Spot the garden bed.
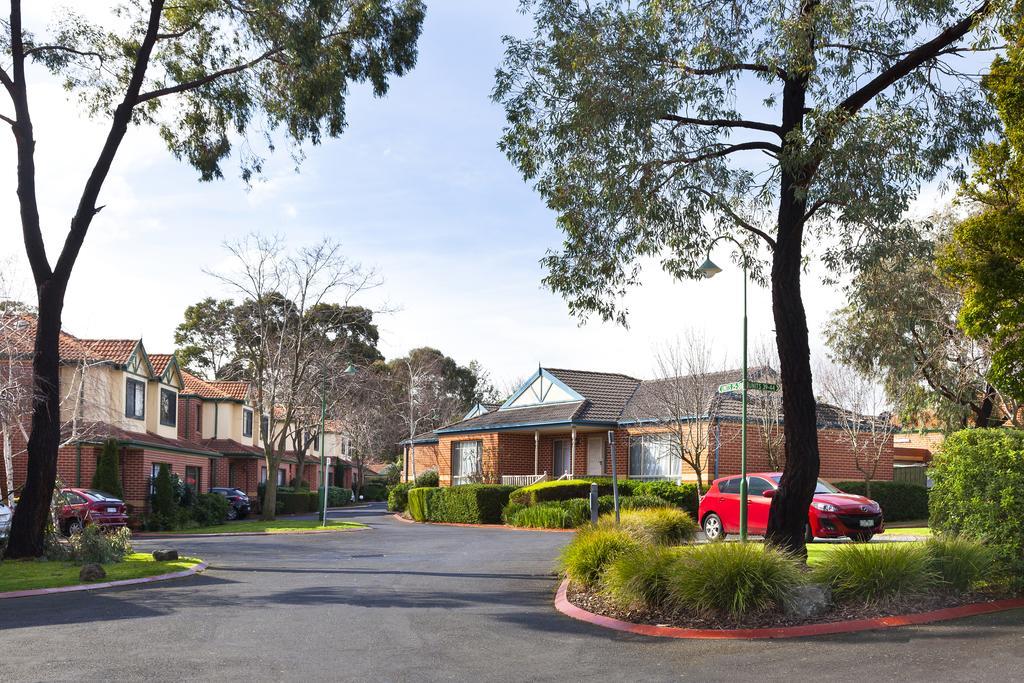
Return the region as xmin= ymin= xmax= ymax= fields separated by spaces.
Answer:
xmin=563 ymin=579 xmax=1011 ymax=632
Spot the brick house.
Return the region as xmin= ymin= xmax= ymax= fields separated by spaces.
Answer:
xmin=1 ymin=314 xmax=352 ymax=519
xmin=399 ymin=367 xmax=895 ymax=488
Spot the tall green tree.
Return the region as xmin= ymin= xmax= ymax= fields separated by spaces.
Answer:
xmin=90 ymin=439 xmax=124 ymax=499
xmin=3 ymin=0 xmax=425 ymax=557
xmin=174 ymin=298 xmax=236 ymax=379
xmin=940 ymin=6 xmax=1024 ymax=404
xmin=494 ymin=0 xmax=1005 ymax=552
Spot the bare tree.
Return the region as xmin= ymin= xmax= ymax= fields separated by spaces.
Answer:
xmin=336 ymin=368 xmax=402 ymax=493
xmin=817 ymin=361 xmax=899 ymax=497
xmin=393 ymin=352 xmax=465 ymax=482
xmin=750 ymin=338 xmax=785 ymax=470
xmin=210 ymin=234 xmax=378 ymax=520
xmin=627 ymin=331 xmax=726 ymax=490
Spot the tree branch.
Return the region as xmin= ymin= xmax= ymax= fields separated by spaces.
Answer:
xmin=23 ymin=45 xmax=103 ymax=60
xmin=680 ymin=184 xmax=777 ymax=250
xmin=835 ymin=2 xmax=991 ymax=117
xmin=134 ymin=46 xmax=279 ymax=104
xmin=671 ymin=61 xmax=787 ymax=80
xmin=0 ymin=113 xmax=14 ymax=127
xmin=0 ymin=66 xmax=13 ymax=97
xmin=660 ymin=114 xmax=782 ymax=136
xmin=661 ymin=140 xmax=781 ymax=166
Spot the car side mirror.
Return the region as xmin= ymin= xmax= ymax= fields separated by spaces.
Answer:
xmin=762 ymin=489 xmax=776 ymax=498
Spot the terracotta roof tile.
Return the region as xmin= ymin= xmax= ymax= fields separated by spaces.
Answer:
xmin=81 ymin=339 xmax=140 ymax=365
xmin=148 ymin=353 xmax=174 ymax=376
xmin=208 ymin=381 xmax=250 ymax=401
xmin=180 ymin=369 xmax=232 ymax=399
xmin=67 ymin=421 xmax=220 ymax=457
xmin=0 ymin=312 xmax=101 ymax=363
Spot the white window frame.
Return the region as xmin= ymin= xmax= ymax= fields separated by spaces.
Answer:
xmin=628 ymin=434 xmax=681 ymax=481
xmin=451 ymin=440 xmax=482 ymax=486
xmin=242 ymin=408 xmax=254 ymax=438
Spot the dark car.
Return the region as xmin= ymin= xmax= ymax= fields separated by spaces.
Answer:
xmin=211 ymin=487 xmax=251 ymax=520
xmin=58 ymin=488 xmax=129 ymax=536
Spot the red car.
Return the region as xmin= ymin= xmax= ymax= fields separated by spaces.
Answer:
xmin=698 ymin=473 xmax=885 ymax=542
xmin=58 ymin=488 xmax=129 ymax=536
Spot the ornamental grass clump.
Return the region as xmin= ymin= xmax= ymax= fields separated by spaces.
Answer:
xmin=925 ymin=537 xmax=996 ymax=593
xmin=601 ymin=544 xmax=684 ymax=609
xmin=812 ymin=542 xmax=938 ymax=605
xmin=666 ymin=542 xmax=803 ymax=617
xmin=600 ymin=507 xmax=698 ymax=545
xmin=510 ymin=499 xmax=589 ymax=528
xmin=559 ymin=527 xmax=641 ymax=586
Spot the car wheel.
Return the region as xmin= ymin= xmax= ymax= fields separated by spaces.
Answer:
xmin=226 ymin=506 xmax=238 ymax=521
xmin=67 ymin=518 xmax=85 ymax=536
xmin=702 ymin=513 xmax=725 ymax=541
xmin=851 ymin=532 xmax=874 ymax=543
xmin=804 ymin=523 xmax=814 ymax=544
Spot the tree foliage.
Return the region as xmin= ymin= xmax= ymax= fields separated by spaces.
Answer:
xmin=90 ymin=438 xmax=123 ymax=499
xmin=940 ymin=7 xmax=1024 ymax=404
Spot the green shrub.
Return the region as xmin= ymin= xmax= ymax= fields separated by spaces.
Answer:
xmin=150 ymin=464 xmax=175 ymax=531
xmin=632 ymin=481 xmax=700 ymax=518
xmin=619 ymin=494 xmax=672 ymax=511
xmin=279 ymin=491 xmax=311 ymax=515
xmin=925 ymin=537 xmax=996 ymax=593
xmin=414 ymin=469 xmax=440 ymax=488
xmin=407 ymin=487 xmax=435 ymax=522
xmin=510 ymin=479 xmax=615 ymax=506
xmin=90 ymin=439 xmax=124 ymax=499
xmin=327 ymin=486 xmax=352 ymax=507
xmin=930 ymin=428 xmax=1024 ymax=587
xmin=387 ymin=482 xmax=414 ymax=512
xmin=190 ymin=493 xmax=230 ymax=526
xmin=833 ymin=480 xmax=928 ymax=522
xmin=423 ymin=485 xmax=517 ymax=524
xmin=502 ymin=501 xmax=527 ymax=524
xmin=47 ymin=526 xmax=134 ymax=565
xmin=577 ymin=476 xmax=639 ymax=496
xmin=601 ymin=545 xmax=683 ymax=609
xmin=601 ymin=507 xmax=698 ymax=545
xmin=559 ymin=526 xmax=641 ymax=586
xmin=668 ymin=543 xmax=803 ymax=616
xmin=509 ymin=500 xmax=590 ymax=528
xmin=308 ymin=491 xmax=320 ymax=513
xmin=812 ymin=543 xmax=938 ymax=604
xmin=362 ymin=483 xmax=388 ymax=501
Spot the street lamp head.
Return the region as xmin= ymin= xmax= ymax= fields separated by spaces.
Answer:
xmin=698 ymin=257 xmax=723 ymax=278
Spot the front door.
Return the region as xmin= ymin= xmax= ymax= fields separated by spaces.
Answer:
xmin=586 ymin=436 xmax=604 ymax=475
xmin=553 ymin=439 xmax=572 ymax=477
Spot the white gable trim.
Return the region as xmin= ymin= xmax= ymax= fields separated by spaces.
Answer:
xmin=499 ymin=369 xmax=584 ymax=410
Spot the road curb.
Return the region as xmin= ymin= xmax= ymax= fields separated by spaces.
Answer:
xmin=554 ymin=578 xmax=1024 ymax=639
xmin=0 ymin=561 xmax=208 ymax=600
xmin=391 ymin=513 xmax=577 ymax=532
xmin=134 ymin=526 xmax=369 ymax=539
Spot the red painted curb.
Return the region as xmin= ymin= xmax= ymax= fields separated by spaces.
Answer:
xmin=134 ymin=526 xmax=368 ymax=539
xmin=0 ymin=561 xmax=208 ymax=600
xmin=391 ymin=513 xmax=577 ymax=533
xmin=554 ymin=579 xmax=1024 ymax=639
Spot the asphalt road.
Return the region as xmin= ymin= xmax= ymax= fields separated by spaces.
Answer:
xmin=3 ymin=504 xmax=1023 ymax=682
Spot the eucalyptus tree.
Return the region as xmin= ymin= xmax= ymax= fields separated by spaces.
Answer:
xmin=494 ymin=0 xmax=1006 ymax=552
xmin=2 ymin=0 xmax=425 ymax=556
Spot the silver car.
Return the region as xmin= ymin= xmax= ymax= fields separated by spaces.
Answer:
xmin=0 ymin=502 xmax=11 ymax=541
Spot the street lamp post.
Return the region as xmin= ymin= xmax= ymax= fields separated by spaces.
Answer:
xmin=698 ymin=236 xmax=749 ymax=542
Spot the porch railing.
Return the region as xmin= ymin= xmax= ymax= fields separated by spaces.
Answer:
xmin=501 ymin=472 xmax=548 ymax=487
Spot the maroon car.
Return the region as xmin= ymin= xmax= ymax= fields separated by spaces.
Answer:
xmin=58 ymin=488 xmax=129 ymax=536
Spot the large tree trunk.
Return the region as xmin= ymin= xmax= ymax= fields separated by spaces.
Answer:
xmin=764 ymin=68 xmax=820 ymax=557
xmin=975 ymin=383 xmax=996 ymax=428
xmin=5 ymin=282 xmax=66 ymax=557
xmin=261 ymin=456 xmax=279 ymax=521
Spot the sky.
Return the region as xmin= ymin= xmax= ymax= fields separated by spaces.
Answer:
xmin=0 ymin=2 xmax=950 ymax=390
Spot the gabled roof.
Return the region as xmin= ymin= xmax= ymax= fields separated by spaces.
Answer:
xmin=209 ymin=381 xmax=250 ymax=402
xmin=0 ymin=313 xmax=106 ymax=364
xmin=546 ymin=368 xmax=641 ymax=421
xmin=147 ymin=353 xmax=185 ymax=390
xmin=180 ymin=369 xmax=234 ymax=399
xmin=81 ymin=339 xmax=143 ymax=366
xmin=622 ymin=366 xmax=777 ymax=423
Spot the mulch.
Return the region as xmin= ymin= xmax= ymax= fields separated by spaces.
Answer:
xmin=565 ymin=582 xmax=1013 ymax=631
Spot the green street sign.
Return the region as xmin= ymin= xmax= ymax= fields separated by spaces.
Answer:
xmin=718 ymin=380 xmax=779 ymax=393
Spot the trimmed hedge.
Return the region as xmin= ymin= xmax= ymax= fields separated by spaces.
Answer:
xmin=362 ymin=483 xmax=388 ymax=501
xmin=833 ymin=480 xmax=928 ymax=522
xmin=279 ymin=491 xmax=311 ymax=515
xmin=414 ymin=469 xmax=440 ymax=487
xmin=510 ymin=479 xmax=616 ymax=506
xmin=930 ymin=428 xmax=1024 ymax=587
xmin=632 ymin=481 xmax=701 ymax=518
xmin=405 ymin=485 xmax=517 ymax=524
xmin=327 ymin=486 xmax=353 ymax=507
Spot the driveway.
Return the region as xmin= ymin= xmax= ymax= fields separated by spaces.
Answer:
xmin=2 ymin=503 xmax=1022 ymax=682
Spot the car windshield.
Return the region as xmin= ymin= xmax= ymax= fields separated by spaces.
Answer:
xmin=770 ymin=476 xmax=840 ymax=494
xmin=231 ymin=489 xmax=247 ymax=496
xmin=84 ymin=490 xmax=118 ymax=501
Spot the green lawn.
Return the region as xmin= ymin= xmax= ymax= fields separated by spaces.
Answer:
xmin=146 ymin=519 xmax=366 ymax=535
xmin=0 ymin=552 xmax=202 ymax=593
xmin=890 ymin=527 xmax=932 ymax=537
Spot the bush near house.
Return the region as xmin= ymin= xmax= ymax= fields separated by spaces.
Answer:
xmin=833 ymin=480 xmax=928 ymax=522
xmin=930 ymin=428 xmax=1024 ymax=586
xmin=407 ymin=485 xmax=518 ymax=524
xmin=90 ymin=439 xmax=124 ymax=499
xmin=631 ymin=481 xmax=701 ymax=518
xmin=150 ymin=464 xmax=176 ymax=530
xmin=414 ymin=469 xmax=440 ymax=488
xmin=190 ymin=493 xmax=230 ymax=527
xmin=360 ymin=483 xmax=388 ymax=501
xmin=327 ymin=487 xmax=353 ymax=507
xmin=387 ymin=482 xmax=414 ymax=512
xmin=279 ymin=491 xmax=312 ymax=515
xmin=507 ymin=499 xmax=590 ymax=528
xmin=407 ymin=487 xmax=433 ymax=522
xmin=510 ymin=479 xmax=617 ymax=506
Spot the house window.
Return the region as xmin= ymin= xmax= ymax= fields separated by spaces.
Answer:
xmin=260 ymin=466 xmax=268 ymax=483
xmin=159 ymin=388 xmax=177 ymax=427
xmin=451 ymin=440 xmax=482 ymax=485
xmin=242 ymin=408 xmax=253 ymax=437
xmin=195 ymin=404 xmax=202 ymax=434
xmin=277 ymin=468 xmax=286 ymax=485
xmin=125 ymin=378 xmax=145 ymax=420
xmin=553 ymin=438 xmax=572 ymax=477
xmin=311 ymin=430 xmax=319 ymax=451
xmin=185 ymin=465 xmax=201 ymax=492
xmin=628 ymin=434 xmax=681 ymax=481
